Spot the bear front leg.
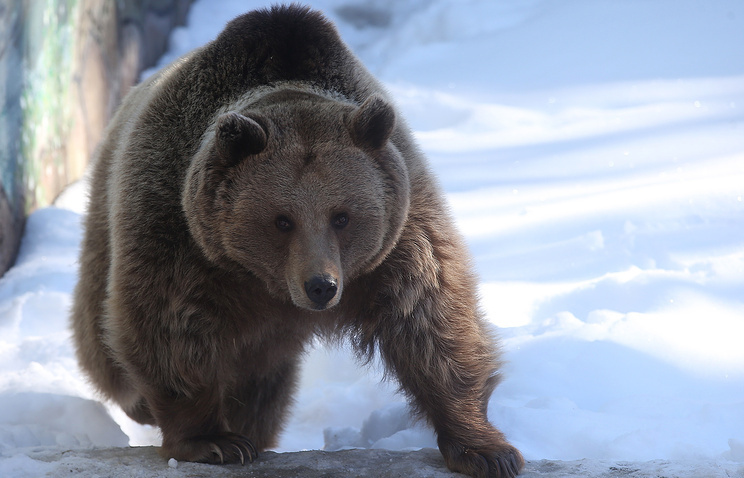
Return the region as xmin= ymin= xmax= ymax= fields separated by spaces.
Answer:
xmin=377 ymin=303 xmax=523 ymax=477
xmin=105 ymin=300 xmax=258 ymax=465
xmin=147 ymin=387 xmax=258 ymax=465
xmin=366 ymin=258 xmax=524 ymax=478
xmin=223 ymin=359 xmax=302 ymax=451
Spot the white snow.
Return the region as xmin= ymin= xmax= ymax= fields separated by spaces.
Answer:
xmin=2 ymin=0 xmax=743 ymax=475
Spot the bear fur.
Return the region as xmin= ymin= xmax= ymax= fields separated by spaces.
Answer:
xmin=71 ymin=5 xmax=523 ymax=477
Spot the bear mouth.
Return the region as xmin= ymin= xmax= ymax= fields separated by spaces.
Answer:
xmin=299 ymin=296 xmax=341 ymax=312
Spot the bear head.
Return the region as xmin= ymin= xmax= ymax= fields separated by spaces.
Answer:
xmin=183 ymin=89 xmax=410 ymax=311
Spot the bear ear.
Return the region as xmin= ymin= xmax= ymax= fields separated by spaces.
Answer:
xmin=349 ymin=95 xmax=396 ymax=150
xmin=215 ymin=112 xmax=268 ymax=164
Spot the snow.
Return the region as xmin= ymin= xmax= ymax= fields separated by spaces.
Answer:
xmin=2 ymin=0 xmax=743 ymax=475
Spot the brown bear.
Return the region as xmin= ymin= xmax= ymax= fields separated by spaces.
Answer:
xmin=71 ymin=5 xmax=523 ymax=477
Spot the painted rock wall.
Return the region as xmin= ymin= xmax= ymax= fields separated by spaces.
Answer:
xmin=0 ymin=0 xmax=192 ymax=275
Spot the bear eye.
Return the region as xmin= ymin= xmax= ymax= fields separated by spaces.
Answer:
xmin=332 ymin=212 xmax=349 ymax=230
xmin=275 ymin=215 xmax=293 ymax=232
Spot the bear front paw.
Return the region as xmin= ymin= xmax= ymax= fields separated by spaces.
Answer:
xmin=161 ymin=433 xmax=257 ymax=465
xmin=439 ymin=437 xmax=524 ymax=478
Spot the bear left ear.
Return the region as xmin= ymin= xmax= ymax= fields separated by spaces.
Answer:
xmin=349 ymin=95 xmax=396 ymax=150
xmin=215 ymin=112 xmax=268 ymax=165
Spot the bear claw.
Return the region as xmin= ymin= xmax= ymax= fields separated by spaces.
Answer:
xmin=209 ymin=443 xmax=224 ymax=464
xmin=480 ymin=447 xmax=524 ymax=478
xmin=441 ymin=438 xmax=524 ymax=478
xmin=170 ymin=433 xmax=257 ymax=465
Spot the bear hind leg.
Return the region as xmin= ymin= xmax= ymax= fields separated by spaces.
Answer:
xmin=122 ymin=395 xmax=156 ymax=425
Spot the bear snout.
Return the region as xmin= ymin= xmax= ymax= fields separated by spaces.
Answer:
xmin=304 ymin=274 xmax=338 ymax=308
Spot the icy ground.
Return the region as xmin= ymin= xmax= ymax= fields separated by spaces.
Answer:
xmin=1 ymin=0 xmax=743 ymax=476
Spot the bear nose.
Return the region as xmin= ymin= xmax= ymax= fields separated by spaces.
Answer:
xmin=304 ymin=275 xmax=338 ymax=306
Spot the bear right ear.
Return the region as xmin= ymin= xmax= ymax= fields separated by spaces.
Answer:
xmin=215 ymin=112 xmax=268 ymax=164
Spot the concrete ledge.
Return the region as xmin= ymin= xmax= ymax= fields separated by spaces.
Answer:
xmin=12 ymin=446 xmax=743 ymax=477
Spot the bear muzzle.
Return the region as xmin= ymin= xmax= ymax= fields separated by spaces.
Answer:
xmin=304 ymin=274 xmax=338 ymax=309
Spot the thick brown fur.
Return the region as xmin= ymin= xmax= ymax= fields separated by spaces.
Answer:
xmin=71 ymin=5 xmax=523 ymax=477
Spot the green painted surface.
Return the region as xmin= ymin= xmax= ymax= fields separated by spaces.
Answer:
xmin=1 ymin=0 xmax=192 ymax=274
xmin=1 ymin=0 xmax=77 ymax=213
xmin=20 ymin=0 xmax=78 ymax=211
xmin=0 ymin=0 xmax=25 ymax=212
